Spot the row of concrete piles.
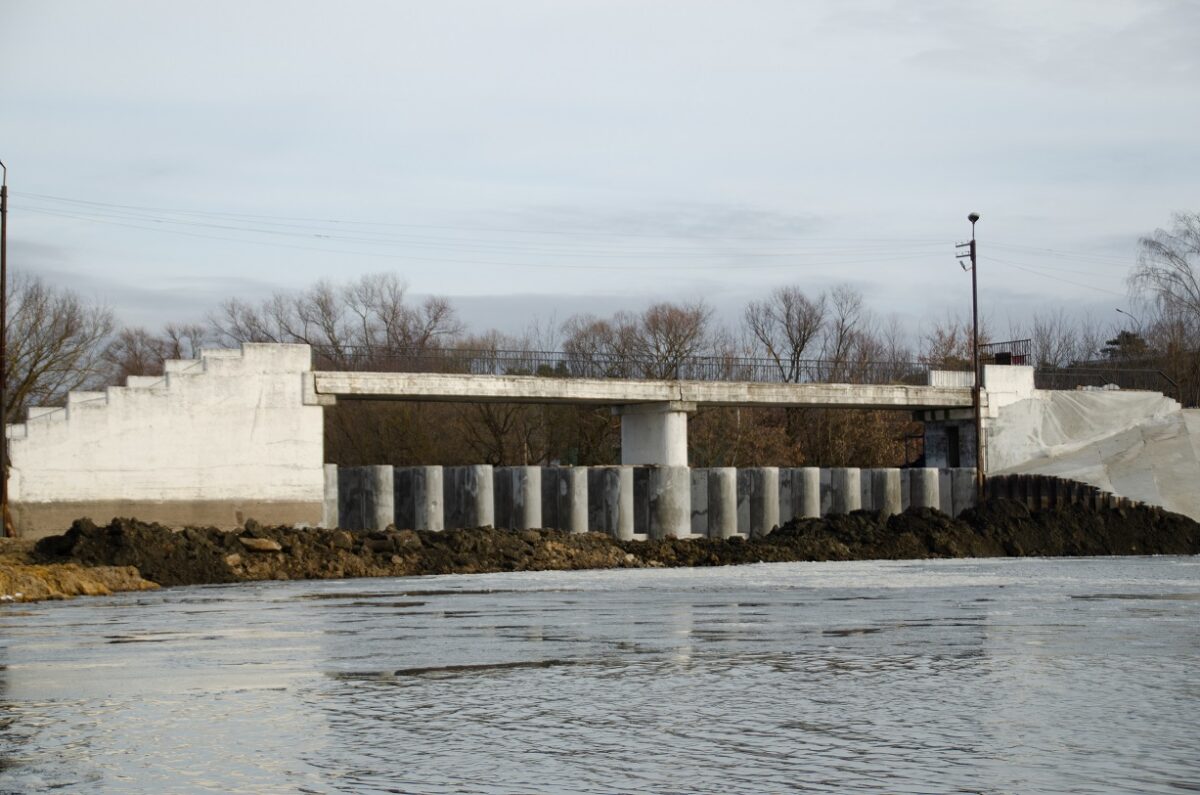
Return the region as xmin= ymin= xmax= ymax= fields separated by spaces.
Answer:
xmin=328 ymin=465 xmax=978 ymax=539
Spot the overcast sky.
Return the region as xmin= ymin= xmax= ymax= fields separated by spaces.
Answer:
xmin=2 ymin=0 xmax=1198 ymax=342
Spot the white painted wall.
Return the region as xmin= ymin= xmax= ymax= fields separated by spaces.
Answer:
xmin=7 ymin=344 xmax=323 ymax=504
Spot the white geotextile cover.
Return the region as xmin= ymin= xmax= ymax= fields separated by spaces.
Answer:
xmin=988 ymin=390 xmax=1200 ymax=520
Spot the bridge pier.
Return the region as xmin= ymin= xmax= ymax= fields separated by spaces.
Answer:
xmin=614 ymin=401 xmax=693 ymax=466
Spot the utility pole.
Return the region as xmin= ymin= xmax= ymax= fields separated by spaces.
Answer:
xmin=956 ymin=212 xmax=984 ymax=501
xmin=0 ymin=159 xmax=8 ymax=537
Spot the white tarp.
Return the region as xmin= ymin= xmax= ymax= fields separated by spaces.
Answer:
xmin=988 ymin=390 xmax=1200 ymax=521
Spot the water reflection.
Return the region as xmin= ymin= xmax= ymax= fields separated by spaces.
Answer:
xmin=1 ymin=559 xmax=1198 ymax=794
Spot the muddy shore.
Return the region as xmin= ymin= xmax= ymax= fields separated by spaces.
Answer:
xmin=10 ymin=500 xmax=1196 ymax=598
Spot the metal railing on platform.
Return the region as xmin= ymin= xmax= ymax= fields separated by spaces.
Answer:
xmin=1033 ymin=367 xmax=1179 ymax=399
xmin=312 ymin=346 xmax=932 ymax=386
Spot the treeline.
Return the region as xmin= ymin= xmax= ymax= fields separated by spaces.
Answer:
xmin=5 ymin=212 xmax=1198 ymax=467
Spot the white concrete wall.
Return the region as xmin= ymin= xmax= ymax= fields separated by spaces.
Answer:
xmin=7 ymin=343 xmax=323 ymax=508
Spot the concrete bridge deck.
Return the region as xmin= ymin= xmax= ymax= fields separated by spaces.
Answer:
xmin=311 ymin=371 xmax=976 ymax=411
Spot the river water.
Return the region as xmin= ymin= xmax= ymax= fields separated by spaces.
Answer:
xmin=1 ymin=557 xmax=1197 ymax=794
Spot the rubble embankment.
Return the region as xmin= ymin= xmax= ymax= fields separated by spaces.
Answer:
xmin=0 ymin=537 xmax=158 ymax=603
xmin=16 ymin=500 xmax=1199 ymax=597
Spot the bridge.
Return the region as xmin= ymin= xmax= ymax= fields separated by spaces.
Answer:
xmin=6 ymin=343 xmax=1194 ymax=537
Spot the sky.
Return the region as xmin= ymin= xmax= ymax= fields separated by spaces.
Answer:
xmin=2 ymin=0 xmax=1198 ymax=344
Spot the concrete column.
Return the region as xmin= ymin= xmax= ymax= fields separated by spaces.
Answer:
xmin=909 ymin=467 xmax=939 ymax=509
xmin=394 ymin=465 xmax=444 ymax=531
xmin=541 ymin=467 xmax=587 ymax=533
xmin=632 ymin=467 xmax=651 ymax=535
xmin=748 ymin=467 xmax=780 ymax=538
xmin=615 ymin=402 xmax=693 ymax=465
xmin=443 ymin=465 xmax=494 ymax=528
xmin=338 ymin=465 xmax=394 ymax=531
xmin=951 ymin=468 xmax=977 ymax=517
xmin=819 ymin=468 xmax=833 ymax=516
xmin=690 ymin=468 xmax=709 ymax=536
xmin=899 ymin=469 xmax=912 ymax=510
xmin=647 ymin=466 xmax=690 ymax=539
xmin=707 ymin=467 xmax=737 ymax=538
xmin=872 ymin=468 xmax=902 ymax=517
xmin=588 ymin=466 xmax=633 ymax=539
xmin=797 ymin=467 xmax=821 ymax=518
xmin=494 ymin=466 xmax=541 ymax=530
xmin=859 ymin=470 xmax=876 ymax=512
xmin=830 ymin=468 xmax=862 ymax=515
xmin=937 ymin=469 xmax=954 ymax=514
xmin=778 ymin=468 xmax=797 ymax=523
xmin=322 ymin=463 xmax=338 ymax=528
xmin=736 ymin=469 xmax=752 ymax=535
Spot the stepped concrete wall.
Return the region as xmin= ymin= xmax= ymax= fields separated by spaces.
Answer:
xmin=7 ymin=344 xmax=324 ymax=538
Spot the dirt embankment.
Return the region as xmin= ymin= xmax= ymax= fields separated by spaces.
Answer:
xmin=22 ymin=500 xmax=1200 ymax=594
xmin=0 ymin=537 xmax=158 ymax=603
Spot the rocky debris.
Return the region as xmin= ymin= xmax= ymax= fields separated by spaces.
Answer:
xmin=27 ymin=500 xmax=1200 ymax=591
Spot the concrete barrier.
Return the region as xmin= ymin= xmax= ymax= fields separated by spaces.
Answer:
xmin=909 ymin=467 xmax=939 ymax=509
xmin=707 ymin=467 xmax=737 ymax=538
xmin=494 ymin=466 xmax=542 ymax=530
xmin=648 ymin=466 xmax=690 ymax=539
xmin=394 ymin=465 xmax=444 ymax=531
xmin=444 ymin=465 xmax=494 ymax=528
xmin=588 ymin=466 xmax=633 ymax=539
xmin=325 ymin=463 xmax=978 ymax=534
xmin=871 ymin=468 xmax=902 ymax=517
xmin=830 ymin=468 xmax=861 ymax=515
xmin=338 ymin=465 xmax=394 ymax=531
xmin=542 ymin=467 xmax=588 ymax=533
xmin=690 ymin=468 xmax=709 ymax=536
xmin=950 ymin=468 xmax=976 ymax=517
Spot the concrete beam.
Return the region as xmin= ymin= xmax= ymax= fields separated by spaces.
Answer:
xmin=313 ymin=372 xmax=972 ymax=411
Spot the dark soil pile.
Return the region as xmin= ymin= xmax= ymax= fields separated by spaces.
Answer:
xmin=33 ymin=500 xmax=1200 ymax=589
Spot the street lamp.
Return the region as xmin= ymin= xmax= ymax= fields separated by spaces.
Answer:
xmin=956 ymin=212 xmax=984 ymax=500
xmin=0 ymin=159 xmax=7 ymax=536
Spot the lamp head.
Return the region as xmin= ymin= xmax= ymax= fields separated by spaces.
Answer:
xmin=968 ymin=212 xmax=980 ymax=224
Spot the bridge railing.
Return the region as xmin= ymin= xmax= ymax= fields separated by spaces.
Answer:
xmin=1033 ymin=367 xmax=1179 ymax=399
xmin=312 ymin=346 xmax=933 ymax=386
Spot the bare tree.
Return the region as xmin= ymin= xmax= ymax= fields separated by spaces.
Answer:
xmin=1131 ymin=212 xmax=1200 ymax=330
xmin=210 ymin=272 xmax=463 ymax=369
xmin=744 ymin=286 xmax=827 ymax=382
xmin=4 ymin=273 xmax=114 ymax=417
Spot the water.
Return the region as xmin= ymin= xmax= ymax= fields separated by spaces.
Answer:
xmin=1 ymin=557 xmax=1198 ymax=795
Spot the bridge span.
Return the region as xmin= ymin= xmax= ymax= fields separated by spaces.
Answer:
xmin=311 ymin=371 xmax=975 ymax=411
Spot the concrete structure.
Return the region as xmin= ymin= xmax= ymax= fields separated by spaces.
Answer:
xmin=909 ymin=467 xmax=940 ymax=509
xmin=394 ymin=466 xmax=444 ymax=531
xmin=323 ymin=462 xmax=969 ymax=532
xmin=337 ymin=465 xmax=393 ymax=531
xmin=542 ymin=467 xmax=588 ymax=533
xmin=736 ymin=468 xmax=781 ymax=536
xmin=494 ymin=466 xmax=541 ymax=530
xmin=830 ymin=468 xmax=862 ymax=514
xmin=7 ymin=344 xmax=324 ymax=537
xmin=11 ymin=342 xmax=1197 ymax=537
xmin=689 ymin=469 xmax=709 ymax=536
xmin=443 ymin=465 xmax=494 ymax=528
xmin=587 ymin=466 xmax=633 ymax=539
xmin=871 ymin=469 xmax=903 ymax=517
xmin=706 ymin=468 xmax=738 ymax=538
xmin=647 ymin=466 xmax=690 ymax=539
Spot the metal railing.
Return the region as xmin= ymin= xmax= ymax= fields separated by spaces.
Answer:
xmin=312 ymin=346 xmax=932 ymax=386
xmin=981 ymin=338 xmax=1032 ymax=365
xmin=1033 ymin=367 xmax=1179 ymax=398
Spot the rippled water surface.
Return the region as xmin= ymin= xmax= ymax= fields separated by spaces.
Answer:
xmin=2 ymin=557 xmax=1198 ymax=794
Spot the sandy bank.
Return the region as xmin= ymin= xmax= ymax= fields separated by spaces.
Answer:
xmin=0 ymin=538 xmax=158 ymax=603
